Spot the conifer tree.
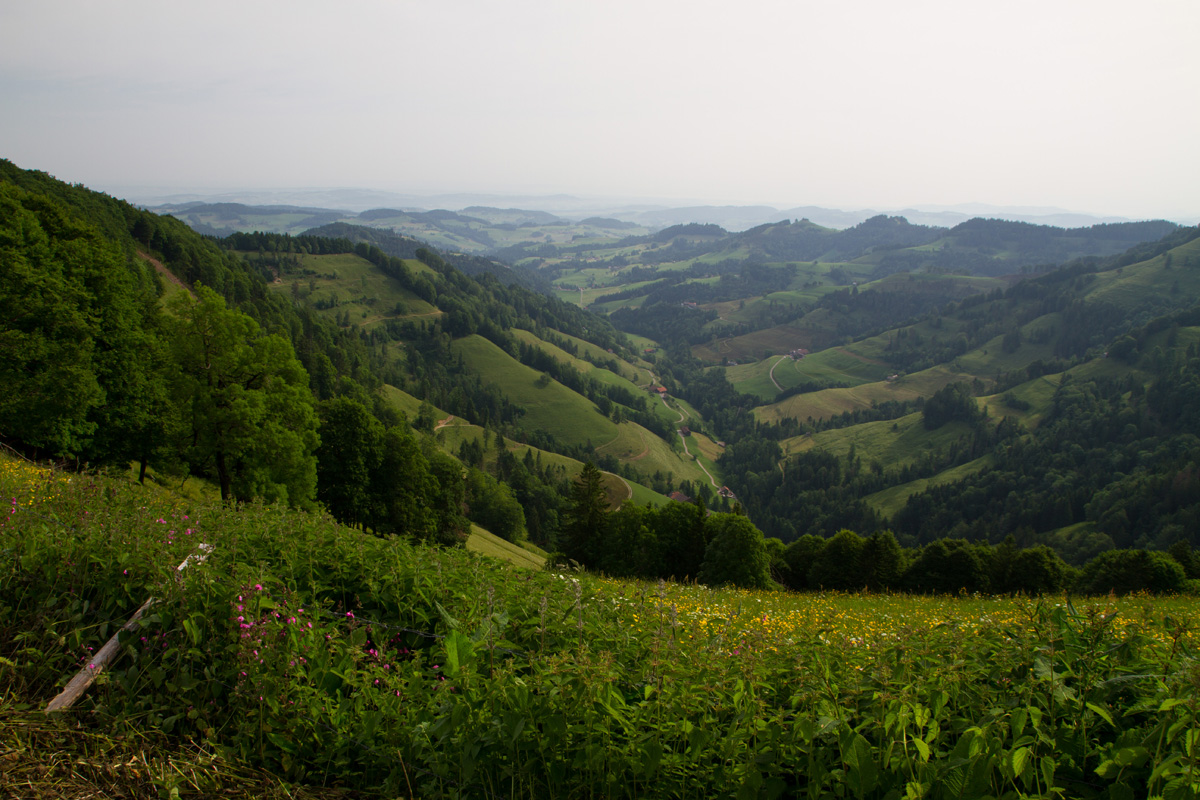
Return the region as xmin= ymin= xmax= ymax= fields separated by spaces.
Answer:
xmin=563 ymin=462 xmax=608 ymax=565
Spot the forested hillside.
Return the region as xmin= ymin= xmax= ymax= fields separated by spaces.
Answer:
xmin=0 ymin=160 xmax=733 ymax=579
xmin=663 ymin=227 xmax=1200 ymax=574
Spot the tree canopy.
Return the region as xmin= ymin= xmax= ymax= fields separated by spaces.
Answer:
xmin=168 ymin=285 xmax=319 ymax=506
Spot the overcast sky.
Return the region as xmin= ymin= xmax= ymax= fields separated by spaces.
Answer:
xmin=2 ymin=1 xmax=1197 ymax=219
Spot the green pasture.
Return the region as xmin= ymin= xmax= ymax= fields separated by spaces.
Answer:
xmin=627 ymin=481 xmax=671 ymax=507
xmin=415 ymin=416 xmax=664 ymax=510
xmin=756 ymin=365 xmax=968 ymax=425
xmin=783 ymin=413 xmax=977 ymax=470
xmin=864 ymin=454 xmax=996 ymax=519
xmin=441 ymin=338 xmax=700 ymax=484
xmin=650 ymin=392 xmax=687 ymax=425
xmin=552 ymin=285 xmax=587 ymax=307
xmin=1084 ymin=240 xmax=1200 ymax=310
xmin=549 ymin=329 xmax=645 ymax=382
xmin=379 ymin=383 xmax=448 ymax=423
xmin=692 ymin=322 xmax=827 ymax=364
xmin=689 ymin=430 xmax=725 ymax=464
xmin=511 ymin=329 xmax=595 ymax=371
xmin=591 ymin=294 xmax=649 ymax=313
xmin=451 ymin=335 xmax=618 ymax=449
xmin=978 ymin=374 xmax=1062 ymax=428
xmin=789 ymin=346 xmax=893 ymax=387
xmin=765 ymin=286 xmax=829 ymax=305
xmin=510 ymin=329 xmax=645 ymax=398
xmin=188 ymin=210 xmax=345 ymax=235
xmin=725 ymin=356 xmax=790 ymax=400
xmin=873 ymin=271 xmax=1005 ymax=297
xmin=593 ymin=422 xmax=657 ymax=462
xmin=680 ymin=431 xmax=724 ymax=489
xmin=703 ymin=296 xmax=764 ymax=323
xmin=431 ymin=420 xmax=486 ymax=451
xmin=267 ymin=252 xmax=438 ymax=329
xmin=1066 ymin=353 xmax=1155 ymax=386
xmin=465 ymin=525 xmax=546 ymax=569
xmin=954 ymin=330 xmax=1059 ymax=376
xmin=551 ymin=266 xmax=629 ymax=291
xmin=594 ymin=422 xmax=709 ymax=487
xmin=666 ymin=395 xmax=702 ymax=425
xmin=352 ymin=214 xmax=495 ymax=253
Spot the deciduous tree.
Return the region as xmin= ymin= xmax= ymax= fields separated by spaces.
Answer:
xmin=168 ymin=285 xmax=318 ymax=507
xmin=699 ymin=513 xmax=771 ymax=589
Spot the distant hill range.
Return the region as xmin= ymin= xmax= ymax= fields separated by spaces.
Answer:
xmin=136 ymin=188 xmax=1194 ymax=233
xmin=144 ymin=195 xmax=1188 ymax=283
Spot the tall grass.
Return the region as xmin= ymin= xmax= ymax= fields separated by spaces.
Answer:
xmin=3 ymin=452 xmax=1198 ymax=798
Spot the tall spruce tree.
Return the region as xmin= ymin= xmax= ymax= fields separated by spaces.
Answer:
xmin=563 ymin=462 xmax=608 ymax=565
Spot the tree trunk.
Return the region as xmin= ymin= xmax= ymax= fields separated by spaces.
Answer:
xmin=215 ymin=450 xmax=232 ymax=502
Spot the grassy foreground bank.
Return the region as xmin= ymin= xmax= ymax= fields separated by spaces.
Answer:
xmin=2 ymin=452 xmax=1199 ymax=799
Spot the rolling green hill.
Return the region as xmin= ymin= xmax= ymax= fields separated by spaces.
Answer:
xmin=450 ymin=334 xmax=710 ymax=488
xmin=711 ymin=225 xmax=1200 ymax=558
xmin=6 ymin=155 xmax=1199 ymax=580
xmin=452 ymin=334 xmax=619 ymax=448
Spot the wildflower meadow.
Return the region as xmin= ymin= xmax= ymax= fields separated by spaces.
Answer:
xmin=2 ymin=451 xmax=1199 ymax=799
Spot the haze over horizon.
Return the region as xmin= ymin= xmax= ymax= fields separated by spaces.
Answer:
xmin=3 ymin=1 xmax=1197 ymax=222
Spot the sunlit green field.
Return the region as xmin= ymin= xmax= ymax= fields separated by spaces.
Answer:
xmin=756 ymin=365 xmax=969 ymax=425
xmin=266 ymin=252 xmax=439 ymax=328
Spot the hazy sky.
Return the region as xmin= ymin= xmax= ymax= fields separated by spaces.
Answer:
xmin=3 ymin=0 xmax=1198 ymax=219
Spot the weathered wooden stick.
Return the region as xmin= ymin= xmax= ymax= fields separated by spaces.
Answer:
xmin=44 ymin=543 xmax=213 ymax=713
xmin=45 ymin=597 xmax=155 ymax=712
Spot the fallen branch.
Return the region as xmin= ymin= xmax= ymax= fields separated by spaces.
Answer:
xmin=44 ymin=543 xmax=213 ymax=713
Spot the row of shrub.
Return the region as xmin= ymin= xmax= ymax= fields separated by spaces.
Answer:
xmin=776 ymin=528 xmax=1200 ymax=596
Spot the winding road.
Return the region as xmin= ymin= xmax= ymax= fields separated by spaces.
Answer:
xmin=767 ymin=355 xmax=789 ymax=391
xmin=662 ymin=395 xmax=720 ymax=488
xmin=603 ymin=471 xmax=635 ymax=503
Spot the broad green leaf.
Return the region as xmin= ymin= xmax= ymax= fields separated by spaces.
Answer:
xmin=444 ymin=629 xmax=474 ymax=677
xmin=1086 ymin=701 xmax=1115 ymax=727
xmin=1011 ymin=707 xmax=1027 ymax=738
xmin=639 ymin=741 xmax=662 ymax=775
xmin=841 ymin=732 xmax=878 ymax=798
xmin=1114 ymin=746 xmax=1150 ymax=767
xmin=266 ymin=731 xmax=297 ymax=753
xmin=1010 ymin=746 xmax=1031 ymax=780
xmin=435 ymin=601 xmax=460 ymax=631
xmin=1040 ymin=756 xmax=1056 ymax=791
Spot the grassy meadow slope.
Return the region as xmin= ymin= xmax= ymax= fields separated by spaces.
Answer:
xmin=510 ymin=329 xmax=646 ymax=395
xmin=757 ymin=364 xmax=966 ymax=425
xmin=262 ymin=251 xmax=440 ymax=328
xmin=449 ymin=334 xmax=708 ymax=486
xmin=465 ymin=524 xmax=547 ymax=568
xmin=5 ymin=453 xmax=1198 ymax=798
xmin=434 ymin=418 xmax=669 ymax=509
xmin=451 ymin=334 xmax=619 ymax=448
